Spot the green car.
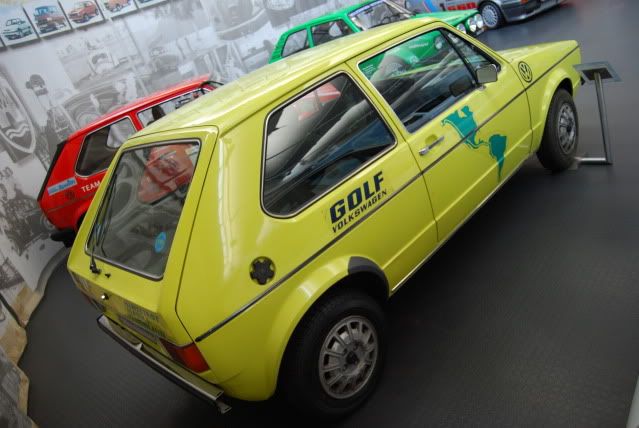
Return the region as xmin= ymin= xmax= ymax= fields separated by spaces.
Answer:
xmin=269 ymin=0 xmax=484 ymax=63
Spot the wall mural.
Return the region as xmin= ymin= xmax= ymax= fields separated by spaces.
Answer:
xmin=0 ymin=0 xmax=368 ymax=316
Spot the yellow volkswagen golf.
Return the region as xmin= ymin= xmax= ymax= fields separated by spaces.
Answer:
xmin=68 ymin=17 xmax=582 ymax=418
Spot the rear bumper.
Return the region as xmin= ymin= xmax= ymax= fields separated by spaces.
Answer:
xmin=502 ymin=0 xmax=565 ymax=23
xmin=97 ymin=315 xmax=231 ymax=413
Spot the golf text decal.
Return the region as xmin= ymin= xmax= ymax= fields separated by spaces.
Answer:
xmin=47 ymin=177 xmax=77 ymax=196
xmin=330 ymin=172 xmax=387 ymax=233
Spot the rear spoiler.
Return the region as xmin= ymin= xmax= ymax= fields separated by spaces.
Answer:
xmin=37 ymin=140 xmax=67 ymax=202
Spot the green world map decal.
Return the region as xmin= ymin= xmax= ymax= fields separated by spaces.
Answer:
xmin=442 ymin=106 xmax=507 ymax=179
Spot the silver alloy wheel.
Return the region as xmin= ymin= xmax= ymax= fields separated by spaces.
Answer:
xmin=318 ymin=315 xmax=378 ymax=400
xmin=558 ymin=102 xmax=577 ymax=154
xmin=482 ymin=4 xmax=500 ymax=28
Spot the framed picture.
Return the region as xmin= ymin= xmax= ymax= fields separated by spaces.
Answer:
xmin=133 ymin=0 xmax=168 ymax=10
xmin=59 ymin=0 xmax=104 ymax=28
xmin=0 ymin=6 xmax=38 ymax=46
xmin=23 ymin=0 xmax=70 ymax=37
xmin=97 ymin=0 xmax=136 ymax=19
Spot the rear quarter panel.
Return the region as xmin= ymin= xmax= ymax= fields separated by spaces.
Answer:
xmin=175 ymin=66 xmax=437 ymax=400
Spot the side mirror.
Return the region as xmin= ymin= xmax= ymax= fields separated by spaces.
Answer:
xmin=476 ymin=64 xmax=498 ymax=85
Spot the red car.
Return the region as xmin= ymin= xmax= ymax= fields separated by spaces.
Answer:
xmin=38 ymin=75 xmax=221 ymax=246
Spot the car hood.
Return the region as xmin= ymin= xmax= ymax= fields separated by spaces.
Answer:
xmin=498 ymin=40 xmax=579 ymax=63
xmin=497 ymin=40 xmax=580 ymax=86
xmin=415 ymin=10 xmax=475 ymax=25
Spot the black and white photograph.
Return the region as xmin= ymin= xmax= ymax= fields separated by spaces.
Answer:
xmin=0 ymin=152 xmax=60 ymax=289
xmin=0 ymin=67 xmax=39 ymax=163
xmin=23 ymin=0 xmax=70 ymax=37
xmin=59 ymin=0 xmax=104 ymax=29
xmin=0 ymin=6 xmax=38 ymax=47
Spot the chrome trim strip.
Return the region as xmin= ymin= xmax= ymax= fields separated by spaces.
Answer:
xmin=195 ymin=44 xmax=581 ymax=342
xmin=259 ymin=70 xmax=398 ymax=219
xmin=97 ymin=315 xmax=231 ymax=413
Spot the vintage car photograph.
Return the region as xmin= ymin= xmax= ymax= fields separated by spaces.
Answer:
xmin=0 ymin=7 xmax=38 ymax=46
xmin=2 ymin=18 xmax=33 ymax=40
xmin=270 ymin=0 xmax=485 ymax=63
xmin=38 ymin=75 xmax=220 ymax=247
xmin=104 ymin=0 xmax=131 ymax=12
xmin=68 ymin=16 xmax=581 ymax=418
xmin=61 ymin=0 xmax=103 ymax=27
xmin=23 ymin=1 xmax=70 ymax=36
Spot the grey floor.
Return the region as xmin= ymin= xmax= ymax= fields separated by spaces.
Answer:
xmin=19 ymin=0 xmax=639 ymax=426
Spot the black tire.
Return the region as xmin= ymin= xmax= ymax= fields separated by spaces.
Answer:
xmin=280 ymin=289 xmax=386 ymax=419
xmin=537 ymin=89 xmax=579 ymax=172
xmin=480 ymin=1 xmax=505 ymax=29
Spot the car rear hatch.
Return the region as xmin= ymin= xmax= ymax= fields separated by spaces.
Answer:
xmin=67 ymin=127 xmax=218 ymax=375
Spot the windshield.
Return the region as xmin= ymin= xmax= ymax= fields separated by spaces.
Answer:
xmin=87 ymin=142 xmax=200 ymax=278
xmin=348 ymin=0 xmax=413 ymax=30
xmin=35 ymin=7 xmax=55 ymax=15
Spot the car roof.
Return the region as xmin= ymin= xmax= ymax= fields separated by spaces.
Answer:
xmin=133 ymin=18 xmax=440 ymax=142
xmin=283 ymin=0 xmax=397 ymax=35
xmin=66 ymin=74 xmax=212 ymax=140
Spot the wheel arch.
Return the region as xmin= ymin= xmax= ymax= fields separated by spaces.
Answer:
xmin=530 ymin=68 xmax=579 ymax=152
xmin=477 ymin=0 xmax=503 ymax=11
xmin=265 ymin=255 xmax=389 ymax=396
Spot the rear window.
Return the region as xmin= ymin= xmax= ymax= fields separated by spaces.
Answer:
xmin=87 ymin=141 xmax=200 ymax=279
xmin=262 ymin=74 xmax=394 ymax=216
xmin=311 ymin=20 xmax=354 ymax=46
xmin=137 ymin=89 xmax=207 ymax=127
xmin=76 ymin=117 xmax=136 ymax=176
xmin=282 ymin=29 xmax=309 ymax=58
xmin=348 ymin=0 xmax=412 ymax=30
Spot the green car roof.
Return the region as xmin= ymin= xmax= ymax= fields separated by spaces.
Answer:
xmin=270 ymin=0 xmax=477 ymax=63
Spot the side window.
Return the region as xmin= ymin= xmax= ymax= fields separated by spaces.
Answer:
xmin=311 ymin=20 xmax=354 ymax=46
xmin=282 ymin=29 xmax=309 ymax=58
xmin=76 ymin=118 xmax=136 ymax=176
xmin=263 ymin=74 xmax=394 ymax=216
xmin=138 ymin=90 xmax=206 ymax=127
xmin=359 ymin=29 xmax=476 ymax=133
xmin=444 ymin=30 xmax=497 ymax=73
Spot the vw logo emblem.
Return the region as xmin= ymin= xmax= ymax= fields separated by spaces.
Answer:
xmin=518 ymin=62 xmax=533 ymax=83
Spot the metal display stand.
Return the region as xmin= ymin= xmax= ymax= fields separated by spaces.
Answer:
xmin=573 ymin=62 xmax=621 ymax=165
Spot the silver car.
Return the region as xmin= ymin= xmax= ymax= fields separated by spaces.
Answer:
xmin=3 ymin=18 xmax=33 ymax=40
xmin=441 ymin=0 xmax=566 ymax=29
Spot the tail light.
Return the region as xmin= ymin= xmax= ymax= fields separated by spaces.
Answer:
xmin=160 ymin=339 xmax=210 ymax=373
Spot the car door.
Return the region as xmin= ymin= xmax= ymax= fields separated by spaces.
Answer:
xmin=353 ymin=26 xmax=531 ymax=240
xmin=259 ymin=69 xmax=439 ymax=288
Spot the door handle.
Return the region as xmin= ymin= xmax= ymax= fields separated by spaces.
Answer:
xmin=419 ymin=136 xmax=444 ymax=156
